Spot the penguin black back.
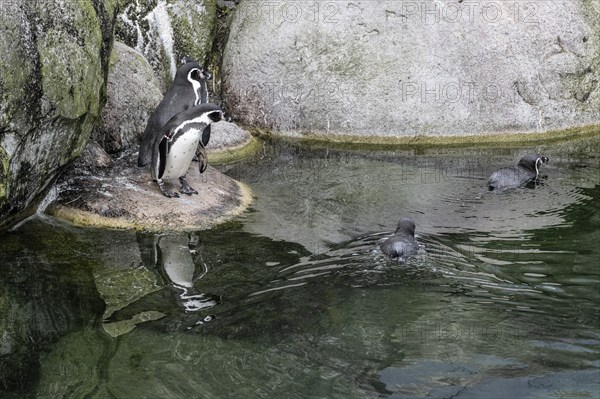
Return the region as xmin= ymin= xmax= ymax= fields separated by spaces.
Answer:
xmin=380 ymin=217 xmax=419 ymax=259
xmin=138 ymin=58 xmax=212 ymax=167
xmin=488 ymin=154 xmax=549 ymax=190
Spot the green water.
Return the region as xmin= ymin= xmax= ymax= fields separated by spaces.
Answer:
xmin=1 ymin=139 xmax=599 ymax=398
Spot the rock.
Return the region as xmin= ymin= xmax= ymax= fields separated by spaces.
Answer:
xmin=207 ymin=121 xmax=260 ymax=164
xmin=0 ymin=0 xmax=118 ymax=231
xmin=209 ymin=120 xmax=252 ymax=150
xmin=75 ymin=140 xmax=114 ymax=170
xmin=92 ymin=41 xmax=162 ymax=154
xmin=115 ymin=0 xmax=217 ymax=90
xmin=222 ymin=1 xmax=600 ymax=140
xmin=47 ymin=155 xmax=253 ymax=231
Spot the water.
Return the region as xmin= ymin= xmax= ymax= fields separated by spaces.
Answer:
xmin=1 ymin=138 xmax=599 ymax=398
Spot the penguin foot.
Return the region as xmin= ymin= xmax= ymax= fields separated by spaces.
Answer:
xmin=158 ymin=180 xmax=180 ymax=198
xmin=179 ymin=177 xmax=198 ymax=196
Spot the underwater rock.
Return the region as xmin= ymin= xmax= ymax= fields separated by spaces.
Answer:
xmin=222 ymin=1 xmax=600 ymax=140
xmin=0 ymin=0 xmax=118 ymax=231
xmin=92 ymin=41 xmax=163 ymax=154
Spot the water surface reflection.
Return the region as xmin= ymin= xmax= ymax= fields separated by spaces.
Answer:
xmin=0 ymin=139 xmax=598 ymax=398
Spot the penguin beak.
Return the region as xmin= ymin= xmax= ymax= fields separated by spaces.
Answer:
xmin=541 ymin=156 xmax=549 ymax=164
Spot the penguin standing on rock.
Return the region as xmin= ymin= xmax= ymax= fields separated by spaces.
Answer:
xmin=380 ymin=217 xmax=420 ymax=259
xmin=138 ymin=57 xmax=212 ymax=167
xmin=488 ymin=154 xmax=549 ymax=191
xmin=151 ymin=103 xmax=223 ymax=198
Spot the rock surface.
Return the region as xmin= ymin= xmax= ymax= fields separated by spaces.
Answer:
xmin=222 ymin=0 xmax=600 ymax=139
xmin=92 ymin=41 xmax=163 ymax=154
xmin=116 ymin=0 xmax=216 ymax=89
xmin=0 ymin=0 xmax=117 ymax=230
xmin=209 ymin=120 xmax=253 ymax=150
xmin=47 ymin=154 xmax=253 ymax=231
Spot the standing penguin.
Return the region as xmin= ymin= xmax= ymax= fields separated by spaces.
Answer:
xmin=488 ymin=154 xmax=549 ymax=191
xmin=152 ymin=103 xmax=223 ymax=198
xmin=138 ymin=57 xmax=212 ymax=167
xmin=380 ymin=217 xmax=420 ymax=259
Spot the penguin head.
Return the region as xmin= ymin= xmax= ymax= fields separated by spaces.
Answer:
xmin=190 ymin=103 xmax=224 ymax=123
xmin=395 ymin=217 xmax=416 ymax=237
xmin=174 ymin=61 xmax=212 ymax=85
xmin=518 ymin=154 xmax=549 ymax=174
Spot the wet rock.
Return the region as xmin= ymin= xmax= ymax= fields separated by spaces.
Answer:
xmin=47 ymin=154 xmax=253 ymax=231
xmin=222 ymin=1 xmax=600 ymax=139
xmin=0 ymin=0 xmax=118 ymax=231
xmin=92 ymin=41 xmax=162 ymax=154
xmin=75 ymin=140 xmax=114 ymax=171
xmin=116 ymin=0 xmax=217 ymax=89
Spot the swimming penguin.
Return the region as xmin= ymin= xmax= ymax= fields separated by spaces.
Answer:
xmin=151 ymin=103 xmax=223 ymax=198
xmin=138 ymin=57 xmax=212 ymax=167
xmin=380 ymin=217 xmax=420 ymax=259
xmin=488 ymin=154 xmax=549 ymax=190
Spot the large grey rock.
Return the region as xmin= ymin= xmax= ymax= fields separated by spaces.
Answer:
xmin=222 ymin=1 xmax=600 ymax=139
xmin=209 ymin=120 xmax=252 ymax=151
xmin=116 ymin=0 xmax=217 ymax=90
xmin=0 ymin=0 xmax=117 ymax=230
xmin=92 ymin=41 xmax=162 ymax=154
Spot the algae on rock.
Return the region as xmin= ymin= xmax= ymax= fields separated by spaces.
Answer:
xmin=0 ymin=0 xmax=118 ymax=230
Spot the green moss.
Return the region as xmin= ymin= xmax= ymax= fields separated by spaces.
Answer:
xmin=0 ymin=146 xmax=9 ymax=200
xmin=169 ymin=0 xmax=216 ymax=64
xmin=0 ymin=10 xmax=33 ymax=128
xmin=208 ymin=136 xmax=262 ymax=164
xmin=248 ymin=124 xmax=600 ymax=153
xmin=36 ymin=0 xmax=104 ymax=119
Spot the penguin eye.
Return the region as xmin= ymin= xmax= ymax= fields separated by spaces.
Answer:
xmin=190 ymin=69 xmax=202 ymax=81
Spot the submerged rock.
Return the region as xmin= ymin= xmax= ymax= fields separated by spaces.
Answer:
xmin=222 ymin=1 xmax=600 ymax=140
xmin=0 ymin=0 xmax=118 ymax=231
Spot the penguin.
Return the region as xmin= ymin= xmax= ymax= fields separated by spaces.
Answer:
xmin=380 ymin=217 xmax=420 ymax=259
xmin=138 ymin=57 xmax=212 ymax=167
xmin=151 ymin=103 xmax=223 ymax=198
xmin=488 ymin=154 xmax=549 ymax=191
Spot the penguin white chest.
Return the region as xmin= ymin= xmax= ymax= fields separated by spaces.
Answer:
xmin=162 ymin=128 xmax=202 ymax=180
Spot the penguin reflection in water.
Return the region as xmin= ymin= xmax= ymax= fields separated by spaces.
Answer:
xmin=151 ymin=103 xmax=223 ymax=198
xmin=155 ymin=234 xmax=218 ymax=313
xmin=380 ymin=217 xmax=420 ymax=260
xmin=488 ymin=154 xmax=549 ymax=191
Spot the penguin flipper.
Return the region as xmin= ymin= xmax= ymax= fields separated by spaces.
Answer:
xmin=196 ymin=143 xmax=208 ymax=174
xmin=158 ymin=136 xmax=169 ymax=179
xmin=201 ymin=125 xmax=211 ymax=147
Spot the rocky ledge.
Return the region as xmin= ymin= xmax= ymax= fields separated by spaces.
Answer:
xmin=46 ymin=146 xmax=253 ymax=231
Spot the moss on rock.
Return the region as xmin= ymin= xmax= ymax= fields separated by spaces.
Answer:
xmin=0 ymin=0 xmax=118 ymax=231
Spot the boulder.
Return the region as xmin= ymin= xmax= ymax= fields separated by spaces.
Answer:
xmin=115 ymin=0 xmax=217 ymax=89
xmin=0 ymin=0 xmax=118 ymax=231
xmin=92 ymin=41 xmax=162 ymax=154
xmin=47 ymin=155 xmax=253 ymax=231
xmin=222 ymin=1 xmax=600 ymax=140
